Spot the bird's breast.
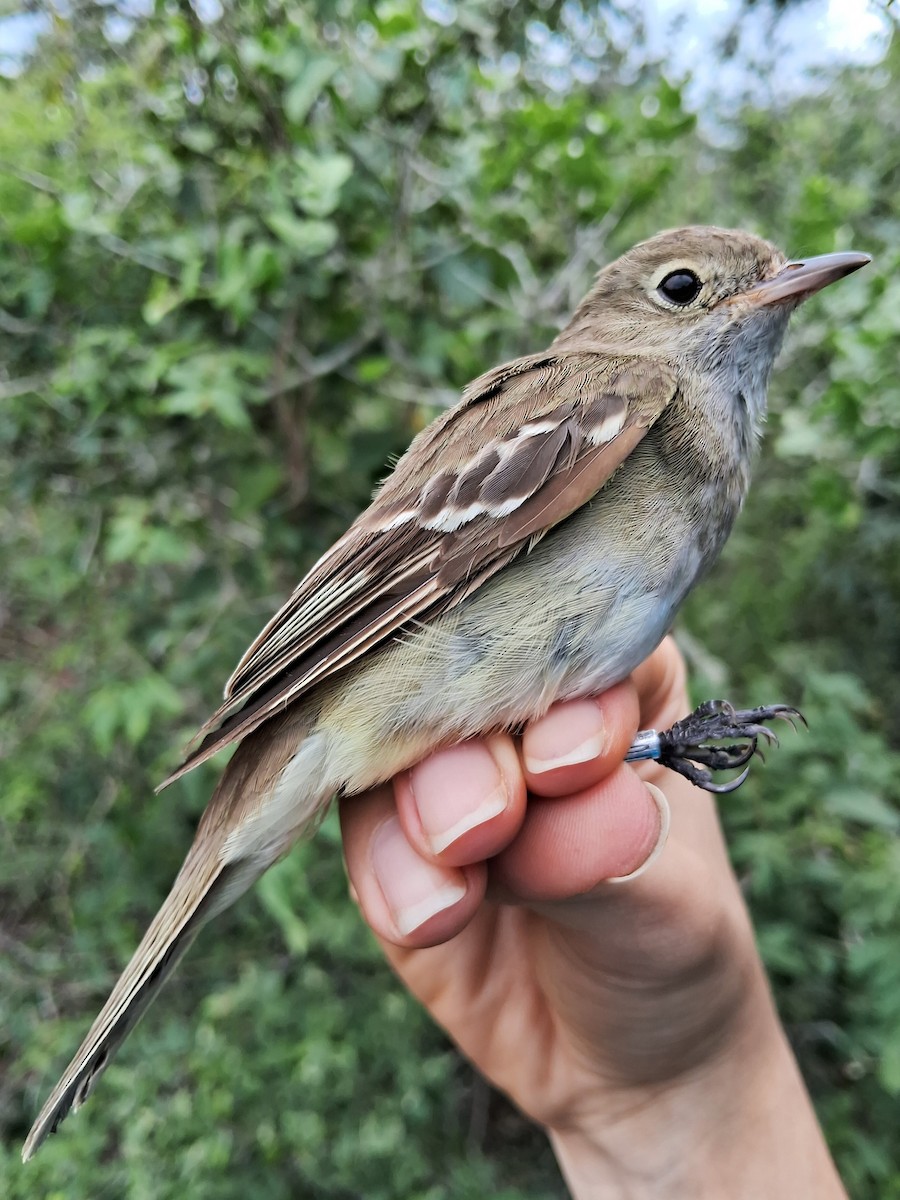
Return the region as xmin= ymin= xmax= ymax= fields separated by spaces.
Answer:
xmin=318 ymin=395 xmax=752 ymax=793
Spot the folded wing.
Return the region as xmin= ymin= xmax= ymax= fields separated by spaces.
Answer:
xmin=160 ymin=352 xmax=676 ymax=787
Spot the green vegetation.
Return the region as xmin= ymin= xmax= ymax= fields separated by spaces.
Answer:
xmin=2 ymin=2 xmax=898 ymax=1195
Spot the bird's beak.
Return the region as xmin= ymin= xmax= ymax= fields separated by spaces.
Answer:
xmin=742 ymin=250 xmax=871 ymax=307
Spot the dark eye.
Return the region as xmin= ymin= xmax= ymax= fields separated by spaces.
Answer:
xmin=657 ymin=270 xmax=702 ymax=306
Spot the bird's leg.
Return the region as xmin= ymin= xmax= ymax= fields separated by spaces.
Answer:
xmin=625 ymin=700 xmax=805 ymax=794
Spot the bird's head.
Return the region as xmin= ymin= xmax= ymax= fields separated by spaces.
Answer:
xmin=557 ymin=224 xmax=869 ymax=365
xmin=554 ymin=225 xmax=870 ymax=434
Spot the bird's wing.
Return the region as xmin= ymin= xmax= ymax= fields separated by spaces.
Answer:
xmin=160 ymin=351 xmax=677 ymax=787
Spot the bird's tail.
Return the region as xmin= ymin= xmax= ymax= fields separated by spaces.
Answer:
xmin=22 ymin=845 xmax=237 ymax=1161
xmin=23 ymin=715 xmax=326 ymax=1162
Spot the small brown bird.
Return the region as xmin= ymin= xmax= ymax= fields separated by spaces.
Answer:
xmin=23 ymin=226 xmax=869 ymax=1159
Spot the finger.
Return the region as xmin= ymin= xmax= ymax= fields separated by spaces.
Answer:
xmin=492 ymin=766 xmax=667 ymax=903
xmin=340 ymin=784 xmax=486 ymax=949
xmin=393 ymin=734 xmax=527 ymax=868
xmin=631 ymin=636 xmax=688 ymax=731
xmin=520 ymin=680 xmax=639 ymax=798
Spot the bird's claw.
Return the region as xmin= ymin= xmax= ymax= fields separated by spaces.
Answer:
xmin=655 ymin=700 xmax=804 ymax=794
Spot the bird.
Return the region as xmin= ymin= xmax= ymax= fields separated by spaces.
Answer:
xmin=22 ymin=225 xmax=870 ymax=1160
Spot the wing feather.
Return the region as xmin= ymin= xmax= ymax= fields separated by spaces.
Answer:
xmin=159 ymin=351 xmax=676 ymax=788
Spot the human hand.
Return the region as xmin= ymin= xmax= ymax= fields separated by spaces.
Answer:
xmin=340 ymin=638 xmax=846 ymax=1198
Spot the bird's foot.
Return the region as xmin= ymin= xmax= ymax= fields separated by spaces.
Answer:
xmin=625 ymin=700 xmax=805 ymax=794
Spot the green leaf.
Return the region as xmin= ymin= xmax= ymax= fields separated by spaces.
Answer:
xmin=291 ymin=150 xmax=354 ymax=217
xmin=256 ymin=857 xmax=310 ymax=955
xmin=264 ymin=211 xmax=338 ymax=257
xmin=879 ymin=1038 xmax=900 ymax=1095
xmin=142 ymin=277 xmax=183 ymax=326
xmin=83 ymin=673 xmax=182 ymax=752
xmin=355 ymin=355 xmax=392 ymax=383
xmin=160 ymin=385 xmax=251 ymax=430
xmin=823 ymin=788 xmax=900 ymax=832
xmin=283 ymin=56 xmax=339 ymax=124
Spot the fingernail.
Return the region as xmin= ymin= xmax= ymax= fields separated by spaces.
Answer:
xmin=408 ymin=743 xmax=507 ymax=854
xmin=607 ymin=783 xmax=671 ymax=884
xmin=524 ymin=700 xmax=606 ymax=774
xmin=371 ymin=816 xmax=467 ymax=935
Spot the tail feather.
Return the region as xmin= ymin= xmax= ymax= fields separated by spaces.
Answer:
xmin=22 ymin=852 xmax=227 ymax=1162
xmin=23 ymin=709 xmax=322 ymax=1162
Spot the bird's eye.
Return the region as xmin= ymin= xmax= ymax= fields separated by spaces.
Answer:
xmin=657 ymin=270 xmax=702 ymax=306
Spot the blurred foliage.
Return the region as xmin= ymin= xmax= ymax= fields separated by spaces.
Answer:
xmin=1 ymin=0 xmax=898 ymax=1196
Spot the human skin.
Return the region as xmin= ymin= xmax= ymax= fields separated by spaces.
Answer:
xmin=339 ymin=637 xmax=848 ymax=1198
